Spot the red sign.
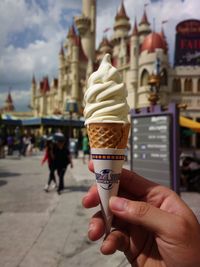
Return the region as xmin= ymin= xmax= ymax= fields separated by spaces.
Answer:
xmin=174 ymin=19 xmax=200 ymax=66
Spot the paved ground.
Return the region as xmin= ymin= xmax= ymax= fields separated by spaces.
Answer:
xmin=0 ymin=152 xmax=200 ymax=267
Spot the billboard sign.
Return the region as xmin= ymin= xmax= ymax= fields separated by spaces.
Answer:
xmin=130 ymin=103 xmax=180 ymax=193
xmin=174 ymin=19 xmax=200 ymax=66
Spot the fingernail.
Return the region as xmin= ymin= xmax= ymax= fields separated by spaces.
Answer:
xmin=83 ymin=193 xmax=90 ymax=201
xmin=110 ymin=197 xmax=127 ymax=211
xmin=88 ymin=223 xmax=95 ymax=233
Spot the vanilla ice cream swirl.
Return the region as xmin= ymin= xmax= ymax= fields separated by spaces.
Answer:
xmin=84 ymin=54 xmax=130 ymax=125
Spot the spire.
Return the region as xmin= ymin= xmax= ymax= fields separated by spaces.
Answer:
xmin=42 ymin=76 xmax=50 ymax=93
xmin=132 ymin=18 xmax=138 ymax=36
xmin=160 ymin=26 xmax=168 ymax=52
xmin=160 ymin=24 xmax=167 ymax=40
xmin=67 ymin=24 xmax=76 ymax=39
xmin=115 ymin=0 xmax=129 ymax=20
xmin=59 ymin=44 xmax=64 ymax=56
xmin=139 ymin=8 xmax=150 ymax=26
xmin=32 ymin=74 xmax=36 ymax=84
xmin=6 ymin=92 xmax=13 ymax=103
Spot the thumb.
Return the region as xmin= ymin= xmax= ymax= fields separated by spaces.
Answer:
xmin=109 ymin=196 xmax=178 ymax=236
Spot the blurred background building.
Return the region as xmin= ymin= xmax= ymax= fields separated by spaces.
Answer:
xmin=2 ymin=0 xmax=200 ymax=147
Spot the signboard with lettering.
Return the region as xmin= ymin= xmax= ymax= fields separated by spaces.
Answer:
xmin=130 ymin=103 xmax=180 ymax=193
xmin=174 ymin=19 xmax=200 ymax=66
xmin=131 ymin=115 xmax=171 ymax=187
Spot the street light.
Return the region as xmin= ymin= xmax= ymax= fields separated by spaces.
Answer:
xmin=148 ymin=57 xmax=161 ymax=106
xmin=66 ymin=99 xmax=79 ymax=138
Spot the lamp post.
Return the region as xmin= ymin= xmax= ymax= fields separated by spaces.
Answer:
xmin=148 ymin=57 xmax=161 ymax=108
xmin=66 ymin=99 xmax=78 ymax=138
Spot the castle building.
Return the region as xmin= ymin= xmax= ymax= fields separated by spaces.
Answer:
xmin=31 ymin=0 xmax=200 ymax=146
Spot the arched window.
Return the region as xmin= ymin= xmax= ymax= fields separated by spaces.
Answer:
xmin=140 ymin=69 xmax=149 ymax=86
xmin=184 ymin=78 xmax=193 ymax=92
xmin=198 ymin=79 xmax=200 ymax=92
xmin=173 ymin=78 xmax=181 ymax=92
xmin=160 ymin=69 xmax=168 ymax=85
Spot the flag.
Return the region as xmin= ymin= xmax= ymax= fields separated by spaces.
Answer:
xmin=103 ymin=28 xmax=111 ymax=33
xmin=162 ymin=20 xmax=168 ymax=24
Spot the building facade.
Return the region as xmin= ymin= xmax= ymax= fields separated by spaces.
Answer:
xmin=30 ymin=0 xmax=200 ymax=145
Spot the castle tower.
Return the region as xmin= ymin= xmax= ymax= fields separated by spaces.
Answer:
xmin=130 ymin=18 xmax=139 ymax=108
xmin=138 ymin=7 xmax=151 ymax=44
xmin=71 ymin=36 xmax=79 ymax=101
xmin=74 ymin=0 xmax=96 ymax=62
xmin=130 ymin=19 xmax=139 ymax=79
xmin=113 ymin=1 xmax=131 ymax=39
xmin=138 ymin=31 xmax=169 ymax=107
xmin=58 ymin=44 xmax=65 ymax=103
xmin=4 ymin=91 xmax=15 ymax=112
xmin=31 ymin=75 xmax=37 ymax=109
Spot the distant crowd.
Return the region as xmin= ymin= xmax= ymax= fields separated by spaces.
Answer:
xmin=0 ymin=127 xmax=47 ymax=158
xmin=0 ymin=127 xmax=90 ymax=162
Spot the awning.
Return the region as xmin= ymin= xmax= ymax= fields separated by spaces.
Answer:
xmin=180 ymin=116 xmax=200 ymax=132
xmin=1 ymin=114 xmax=22 ymax=126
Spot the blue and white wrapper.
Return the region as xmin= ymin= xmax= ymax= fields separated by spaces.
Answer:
xmin=91 ymin=148 xmax=125 ymax=234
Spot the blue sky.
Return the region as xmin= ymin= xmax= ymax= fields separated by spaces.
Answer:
xmin=0 ymin=0 xmax=199 ymax=111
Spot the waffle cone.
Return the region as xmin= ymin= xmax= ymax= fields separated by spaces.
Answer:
xmin=87 ymin=123 xmax=130 ymax=149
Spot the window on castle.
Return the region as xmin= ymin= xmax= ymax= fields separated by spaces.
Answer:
xmin=160 ymin=69 xmax=168 ymax=86
xmin=198 ymin=79 xmax=200 ymax=92
xmin=140 ymin=69 xmax=149 ymax=86
xmin=173 ymin=78 xmax=181 ymax=92
xmin=134 ymin=47 xmax=136 ymax=56
xmin=184 ymin=79 xmax=193 ymax=92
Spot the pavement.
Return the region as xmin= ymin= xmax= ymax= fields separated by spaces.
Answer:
xmin=0 ymin=152 xmax=200 ymax=267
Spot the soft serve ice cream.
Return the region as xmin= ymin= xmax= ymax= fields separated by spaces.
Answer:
xmin=84 ymin=53 xmax=130 ymax=235
xmin=84 ymin=53 xmax=130 ymax=125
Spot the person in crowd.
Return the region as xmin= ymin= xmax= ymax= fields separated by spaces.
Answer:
xmin=41 ymin=136 xmax=57 ymax=192
xmin=82 ymin=134 xmax=90 ymax=164
xmin=7 ymin=134 xmax=14 ymax=155
xmin=53 ymin=133 xmax=73 ymax=194
xmin=0 ymin=134 xmax=5 ymax=158
xmin=82 ymin=161 xmax=200 ymax=267
xmin=14 ymin=127 xmax=22 ymax=157
xmin=21 ymin=134 xmax=29 ymax=156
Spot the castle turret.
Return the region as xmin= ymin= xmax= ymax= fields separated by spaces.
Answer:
xmin=113 ymin=1 xmax=131 ymax=39
xmin=4 ymin=92 xmax=15 ymax=112
xmin=138 ymin=7 xmax=151 ymax=44
xmin=74 ymin=0 xmax=96 ymax=61
xmin=130 ymin=19 xmax=139 ymax=84
xmin=71 ymin=36 xmax=79 ymax=101
xmin=31 ymin=75 xmax=37 ymax=109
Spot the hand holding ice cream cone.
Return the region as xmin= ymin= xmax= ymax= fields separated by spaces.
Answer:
xmin=84 ymin=53 xmax=130 ymax=234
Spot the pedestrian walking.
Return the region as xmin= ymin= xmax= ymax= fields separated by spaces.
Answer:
xmin=53 ymin=133 xmax=73 ymax=194
xmin=41 ymin=136 xmax=57 ymax=192
xmin=7 ymin=134 xmax=14 ymax=155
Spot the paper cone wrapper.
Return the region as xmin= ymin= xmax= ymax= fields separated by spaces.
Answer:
xmin=91 ymin=148 xmax=125 ymax=234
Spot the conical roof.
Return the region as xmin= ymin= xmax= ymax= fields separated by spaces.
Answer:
xmin=115 ymin=1 xmax=129 ymax=20
xmin=67 ymin=24 xmax=76 ymax=38
xmin=139 ymin=9 xmax=150 ymax=26
xmin=132 ymin=18 xmax=138 ymax=36
xmin=6 ymin=92 xmax=13 ymax=103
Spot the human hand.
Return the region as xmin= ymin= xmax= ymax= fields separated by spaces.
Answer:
xmin=82 ymin=161 xmax=200 ymax=267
